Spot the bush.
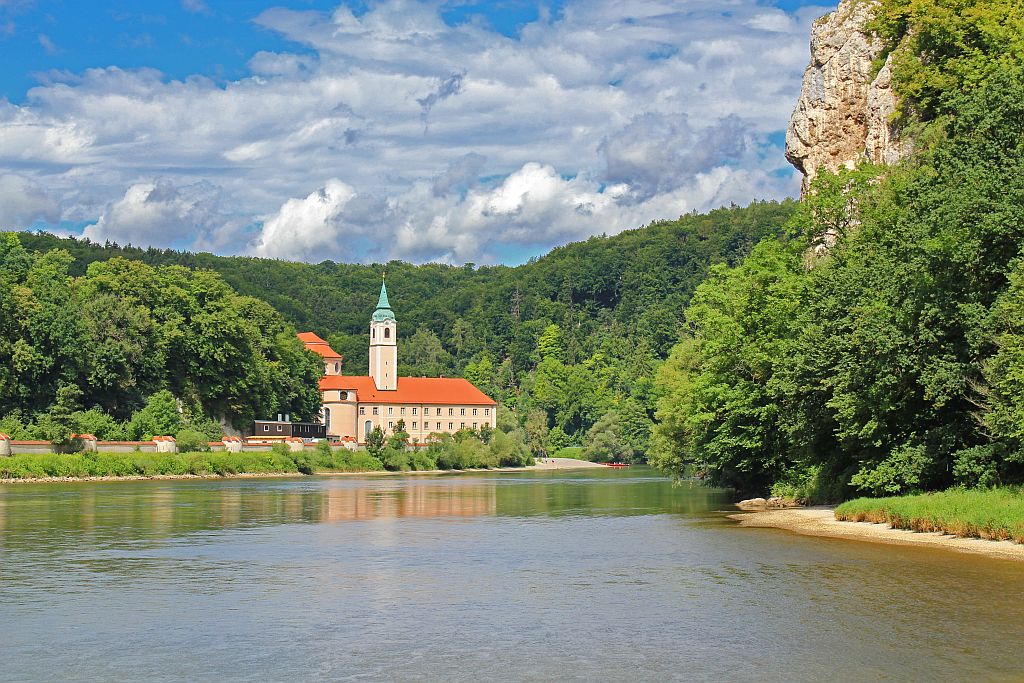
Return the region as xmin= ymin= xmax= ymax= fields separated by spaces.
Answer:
xmin=88 ymin=451 xmax=140 ymax=477
xmin=175 ymin=429 xmax=211 ymax=453
xmin=410 ymin=450 xmax=438 ymax=471
xmin=381 ymin=446 xmax=411 ymax=471
xmin=552 ymin=446 xmax=585 ymax=460
xmin=850 ymin=444 xmax=931 ymax=496
xmin=953 ymin=445 xmax=1001 ymax=488
xmin=293 ymin=451 xmax=316 ymax=475
xmin=490 ymin=430 xmax=533 ymax=467
xmin=769 ymin=464 xmax=848 ymax=504
xmin=347 ymin=451 xmax=384 ymax=472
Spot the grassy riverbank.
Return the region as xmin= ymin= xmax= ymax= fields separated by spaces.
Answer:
xmin=0 ymin=439 xmax=545 ymax=481
xmin=0 ymin=449 xmax=387 ymax=480
xmin=835 ymin=488 xmax=1024 ymax=544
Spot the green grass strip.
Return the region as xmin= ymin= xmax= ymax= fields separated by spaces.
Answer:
xmin=835 ymin=488 xmax=1024 ymax=544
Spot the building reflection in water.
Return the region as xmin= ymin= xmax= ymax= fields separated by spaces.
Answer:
xmin=321 ymin=481 xmax=496 ymax=522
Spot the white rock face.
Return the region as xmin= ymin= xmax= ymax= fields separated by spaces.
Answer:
xmin=785 ymin=0 xmax=909 ymax=195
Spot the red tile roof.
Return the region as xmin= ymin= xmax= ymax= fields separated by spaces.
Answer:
xmin=298 ymin=331 xmax=343 ymax=360
xmin=320 ymin=375 xmax=496 ymax=405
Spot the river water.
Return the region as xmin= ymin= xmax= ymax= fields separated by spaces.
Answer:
xmin=1 ymin=469 xmax=1022 ymax=682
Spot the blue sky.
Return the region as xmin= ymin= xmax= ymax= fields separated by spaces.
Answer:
xmin=0 ymin=0 xmax=833 ymax=264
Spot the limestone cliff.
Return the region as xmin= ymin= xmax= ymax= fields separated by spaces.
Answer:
xmin=785 ymin=0 xmax=908 ymax=194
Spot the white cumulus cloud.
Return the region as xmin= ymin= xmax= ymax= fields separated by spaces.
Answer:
xmin=0 ymin=0 xmax=830 ymax=263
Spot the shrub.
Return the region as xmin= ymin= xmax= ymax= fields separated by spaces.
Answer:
xmin=381 ymin=447 xmax=411 ymax=471
xmin=410 ymin=450 xmax=438 ymax=471
xmin=293 ymin=451 xmax=316 ymax=475
xmin=347 ymin=451 xmax=385 ymax=472
xmin=175 ymin=429 xmax=211 ymax=453
xmin=0 ymin=454 xmax=50 ymax=478
xmin=850 ymin=444 xmax=931 ymax=496
xmin=88 ymin=452 xmax=140 ymax=477
xmin=490 ymin=430 xmax=533 ymax=467
xmin=552 ymin=446 xmax=585 ymax=460
xmin=953 ymin=445 xmax=1001 ymax=488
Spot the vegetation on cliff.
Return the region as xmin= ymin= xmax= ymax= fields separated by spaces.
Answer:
xmin=651 ymin=0 xmax=1024 ymax=498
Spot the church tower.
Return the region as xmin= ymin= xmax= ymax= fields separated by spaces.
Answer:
xmin=369 ymin=279 xmax=397 ymax=391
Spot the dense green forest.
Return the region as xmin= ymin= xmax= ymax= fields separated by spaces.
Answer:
xmin=0 ymin=235 xmax=322 ymax=444
xmin=651 ymin=0 xmax=1024 ymax=497
xmin=10 ymin=0 xmax=1016 ymax=493
xmin=5 ymin=200 xmax=794 ymax=456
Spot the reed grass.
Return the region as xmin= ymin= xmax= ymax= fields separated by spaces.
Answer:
xmin=835 ymin=488 xmax=1024 ymax=544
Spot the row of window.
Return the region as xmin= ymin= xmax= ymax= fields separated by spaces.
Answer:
xmin=359 ymin=406 xmax=490 ymax=417
xmin=387 ymin=422 xmax=481 ymax=431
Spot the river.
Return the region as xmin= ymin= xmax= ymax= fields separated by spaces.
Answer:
xmin=1 ymin=468 xmax=1022 ymax=681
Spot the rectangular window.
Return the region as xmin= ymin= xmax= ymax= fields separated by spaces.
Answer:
xmin=473 ymin=423 xmax=477 ymax=429
xmin=412 ymin=407 xmax=418 ymax=416
xmin=412 ymin=422 xmax=418 ymax=430
xmin=359 ymin=407 xmax=365 ymax=415
xmin=263 ymin=425 xmax=269 ymax=431
xmin=460 ymin=422 xmax=465 ymax=429
xmin=436 ymin=422 xmax=441 ymax=430
xmin=484 ymin=408 xmax=490 ymax=416
xmin=472 ymin=408 xmax=477 ymax=416
xmin=276 ymin=425 xmax=282 ymax=432
xmin=389 ymin=422 xmax=394 ymax=429
xmin=388 ymin=407 xmax=393 ymax=416
xmin=373 ymin=407 xmax=379 ymax=415
xmin=401 ymin=407 xmax=406 ymax=415
xmin=460 ymin=408 xmax=466 ymax=416
xmin=448 ymin=408 xmax=454 ymax=416
xmin=437 ymin=408 xmax=442 ymax=416
xmin=448 ymin=422 xmax=454 ymax=430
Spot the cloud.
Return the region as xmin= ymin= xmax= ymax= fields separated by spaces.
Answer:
xmin=253 ymin=179 xmax=356 ymax=260
xmin=1 ymin=0 xmax=824 ymax=263
xmin=180 ymin=0 xmax=211 ymax=15
xmin=82 ymin=178 xmax=230 ymax=248
xmin=37 ymin=33 xmax=59 ymax=55
xmin=600 ymin=113 xmax=757 ymax=200
xmin=0 ymin=174 xmax=60 ymax=226
xmin=417 ymin=71 xmax=465 ymax=131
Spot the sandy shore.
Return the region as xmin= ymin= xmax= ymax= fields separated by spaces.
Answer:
xmin=526 ymin=457 xmax=607 ymax=470
xmin=730 ymin=506 xmax=1024 ymax=561
xmin=0 ymin=457 xmax=608 ymax=484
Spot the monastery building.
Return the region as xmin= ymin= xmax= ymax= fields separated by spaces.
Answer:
xmin=298 ymin=282 xmax=497 ymax=443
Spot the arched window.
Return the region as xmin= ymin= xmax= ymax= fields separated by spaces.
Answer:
xmin=324 ymin=407 xmax=331 ymax=431
xmin=372 ymin=328 xmax=375 ymax=339
xmin=364 ymin=420 xmax=372 ymax=437
xmin=384 ymin=328 xmax=390 ymax=339
xmin=339 ymin=391 xmax=347 ymax=401
xmin=334 ymin=362 xmax=340 ymax=373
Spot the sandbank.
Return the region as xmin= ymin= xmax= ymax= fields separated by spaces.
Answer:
xmin=729 ymin=506 xmax=1024 ymax=561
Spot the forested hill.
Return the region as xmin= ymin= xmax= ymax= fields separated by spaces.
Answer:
xmin=7 ymin=199 xmax=793 ymax=458
xmin=16 ymin=200 xmax=794 ymax=375
xmin=650 ymin=0 xmax=1024 ymax=498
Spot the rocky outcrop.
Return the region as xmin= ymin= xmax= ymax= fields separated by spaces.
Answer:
xmin=786 ymin=0 xmax=909 ymax=195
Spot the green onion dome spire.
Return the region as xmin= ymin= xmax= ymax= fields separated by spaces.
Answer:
xmin=372 ymin=277 xmax=396 ymax=322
